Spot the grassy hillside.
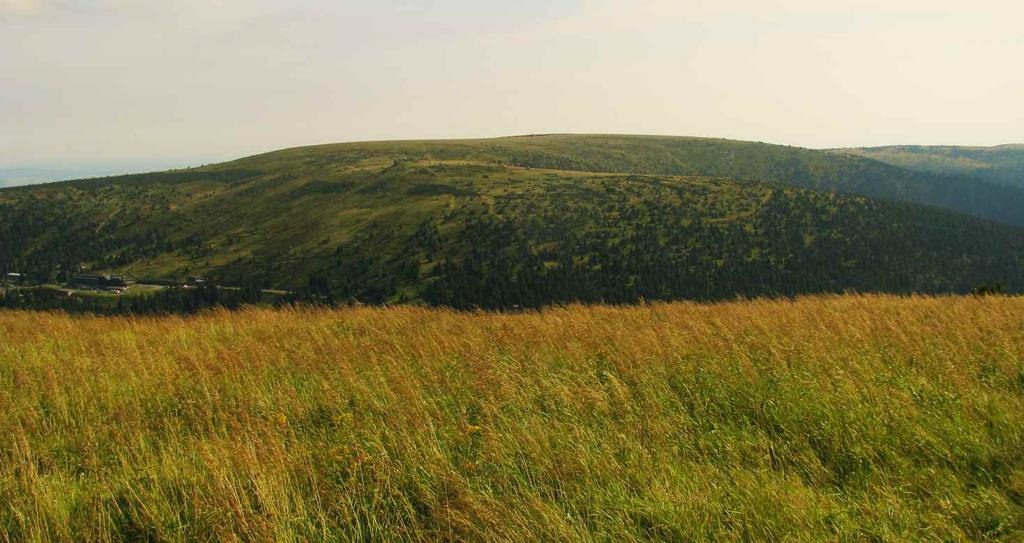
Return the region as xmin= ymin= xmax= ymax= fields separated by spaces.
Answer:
xmin=2 ymin=295 xmax=1023 ymax=541
xmin=239 ymin=135 xmax=1024 ymax=225
xmin=4 ymin=135 xmax=1024 ymax=308
xmin=836 ymin=144 xmax=1024 ymax=188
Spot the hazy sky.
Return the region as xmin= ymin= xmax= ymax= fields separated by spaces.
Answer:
xmin=2 ymin=0 xmax=1022 ymax=171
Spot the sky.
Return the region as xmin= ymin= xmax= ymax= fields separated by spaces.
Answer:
xmin=2 ymin=0 xmax=1022 ymax=178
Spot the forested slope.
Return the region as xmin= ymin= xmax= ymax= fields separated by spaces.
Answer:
xmin=835 ymin=144 xmax=1024 ymax=188
xmin=3 ymin=135 xmax=1024 ymax=308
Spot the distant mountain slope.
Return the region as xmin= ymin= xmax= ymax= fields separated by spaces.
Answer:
xmin=3 ymin=136 xmax=1024 ymax=308
xmin=229 ymin=135 xmax=1024 ymax=226
xmin=834 ymin=144 xmax=1024 ymax=188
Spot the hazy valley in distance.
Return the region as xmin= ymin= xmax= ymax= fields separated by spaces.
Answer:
xmin=0 ymin=160 xmax=222 ymax=189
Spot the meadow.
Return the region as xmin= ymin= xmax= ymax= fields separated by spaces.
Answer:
xmin=2 ymin=294 xmax=1023 ymax=541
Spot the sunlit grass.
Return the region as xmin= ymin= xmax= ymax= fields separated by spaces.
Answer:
xmin=1 ymin=294 xmax=1023 ymax=541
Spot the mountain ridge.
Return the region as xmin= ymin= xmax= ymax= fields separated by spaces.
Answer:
xmin=4 ymin=134 xmax=1024 ymax=308
xmin=201 ymin=134 xmax=1024 ymax=226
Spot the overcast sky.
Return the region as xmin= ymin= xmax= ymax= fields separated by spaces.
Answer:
xmin=2 ymin=0 xmax=1022 ymax=173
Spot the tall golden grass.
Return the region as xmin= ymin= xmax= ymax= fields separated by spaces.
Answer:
xmin=1 ymin=294 xmax=1023 ymax=541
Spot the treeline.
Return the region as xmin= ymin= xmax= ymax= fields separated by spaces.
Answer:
xmin=415 ymin=189 xmax=1024 ymax=309
xmin=5 ymin=165 xmax=1024 ymax=314
xmin=295 ymin=180 xmax=1024 ymax=310
xmin=0 ymin=284 xmax=298 ymax=315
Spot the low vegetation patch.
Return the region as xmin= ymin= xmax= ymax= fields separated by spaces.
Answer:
xmin=2 ymin=294 xmax=1023 ymax=541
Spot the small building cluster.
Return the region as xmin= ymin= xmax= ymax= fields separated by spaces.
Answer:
xmin=68 ymin=274 xmax=135 ymax=294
